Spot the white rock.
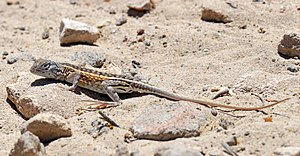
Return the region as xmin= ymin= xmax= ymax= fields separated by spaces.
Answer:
xmin=59 ymin=18 xmax=100 ymax=45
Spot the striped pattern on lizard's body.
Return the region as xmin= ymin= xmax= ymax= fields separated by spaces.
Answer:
xmin=30 ymin=59 xmax=289 ymax=111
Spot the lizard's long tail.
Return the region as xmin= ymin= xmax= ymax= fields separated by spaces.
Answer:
xmin=141 ymin=83 xmax=290 ymax=111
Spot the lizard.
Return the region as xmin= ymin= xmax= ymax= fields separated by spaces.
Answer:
xmin=30 ymin=59 xmax=289 ymax=111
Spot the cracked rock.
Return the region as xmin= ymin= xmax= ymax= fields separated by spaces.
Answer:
xmin=130 ymin=102 xmax=207 ymax=141
xmin=21 ymin=113 xmax=72 ymax=143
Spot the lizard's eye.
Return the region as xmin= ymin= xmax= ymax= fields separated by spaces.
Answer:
xmin=41 ymin=63 xmax=51 ymax=69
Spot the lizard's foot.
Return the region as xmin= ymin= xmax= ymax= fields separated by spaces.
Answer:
xmin=76 ymin=100 xmax=120 ymax=114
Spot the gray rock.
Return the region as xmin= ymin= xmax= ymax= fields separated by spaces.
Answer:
xmin=21 ymin=113 xmax=72 ymax=143
xmin=274 ymin=146 xmax=300 ymax=156
xmin=7 ymin=57 xmax=18 ymax=64
xmin=59 ymin=18 xmax=100 ymax=45
xmin=2 ymin=51 xmax=9 ymax=56
xmin=130 ymin=102 xmax=207 ymax=141
xmin=154 ymin=143 xmax=203 ymax=156
xmin=69 ymin=51 xmax=106 ymax=68
xmin=287 ymin=64 xmax=299 ymax=72
xmin=127 ymin=0 xmax=154 ymax=11
xmin=9 ymin=131 xmax=46 ymax=156
xmin=278 ymin=33 xmax=300 ymax=58
xmin=116 ymin=16 xmax=127 ymax=26
xmin=42 ymin=28 xmax=49 ymax=39
xmin=201 ymin=0 xmax=233 ymax=23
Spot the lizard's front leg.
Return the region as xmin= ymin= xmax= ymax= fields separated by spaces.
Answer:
xmin=67 ymin=72 xmax=81 ymax=91
xmin=101 ymin=81 xmax=122 ymax=104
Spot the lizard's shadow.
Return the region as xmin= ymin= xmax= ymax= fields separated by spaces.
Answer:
xmin=31 ymin=78 xmax=147 ymax=101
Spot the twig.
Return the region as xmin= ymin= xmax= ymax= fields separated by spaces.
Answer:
xmin=98 ymin=111 xmax=120 ymax=128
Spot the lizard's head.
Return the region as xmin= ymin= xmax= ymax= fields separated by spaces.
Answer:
xmin=30 ymin=59 xmax=64 ymax=80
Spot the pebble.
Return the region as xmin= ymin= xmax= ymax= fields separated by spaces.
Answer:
xmin=287 ymin=64 xmax=299 ymax=72
xmin=278 ymin=33 xmax=300 ymax=58
xmin=9 ymin=131 xmax=46 ymax=156
xmin=2 ymin=51 xmax=9 ymax=56
xmin=21 ymin=113 xmax=72 ymax=143
xmin=144 ymin=40 xmax=151 ymax=46
xmin=116 ymin=16 xmax=127 ymax=26
xmin=41 ymin=28 xmax=49 ymax=39
xmin=7 ymin=57 xmax=18 ymax=64
xmin=127 ymin=0 xmax=154 ymax=11
xmin=224 ymin=135 xmax=238 ymax=146
xmin=69 ymin=0 xmax=78 ymax=5
xmin=96 ymin=20 xmax=111 ymax=29
xmin=6 ymin=0 xmax=20 ymax=5
xmin=130 ymin=102 xmax=207 ymax=141
xmin=211 ymin=109 xmax=218 ymax=116
xmin=59 ymin=18 xmax=100 ymax=45
xmin=137 ymin=29 xmax=145 ymax=35
xmin=137 ymin=36 xmax=145 ymax=42
xmin=108 ymin=6 xmax=116 ymax=14
xmin=274 ymin=146 xmax=300 ymax=156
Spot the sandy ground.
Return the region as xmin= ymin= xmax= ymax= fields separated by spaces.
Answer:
xmin=0 ymin=0 xmax=300 ymax=155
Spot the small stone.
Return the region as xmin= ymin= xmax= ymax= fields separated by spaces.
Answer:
xmin=244 ymin=131 xmax=250 ymax=136
xmin=258 ymin=27 xmax=266 ymax=34
xmin=224 ymin=135 xmax=238 ymax=146
xmin=274 ymin=146 xmax=300 ymax=156
xmin=96 ymin=20 xmax=111 ymax=29
xmin=9 ymin=131 xmax=46 ymax=156
xmin=201 ymin=0 xmax=233 ymax=23
xmin=59 ymin=18 xmax=100 ymax=45
xmin=2 ymin=51 xmax=9 ymax=56
xmin=137 ymin=36 xmax=145 ymax=42
xmin=211 ymin=109 xmax=218 ymax=116
xmin=21 ymin=113 xmax=72 ymax=143
xmin=127 ymin=0 xmax=154 ymax=11
xmin=137 ymin=29 xmax=145 ymax=35
xmin=6 ymin=0 xmax=19 ymax=5
xmin=144 ymin=40 xmax=151 ymax=46
xmin=69 ymin=0 xmax=78 ymax=5
xmin=7 ymin=57 xmax=18 ymax=64
xmin=108 ymin=6 xmax=116 ymax=14
xmin=41 ymin=28 xmax=49 ymax=39
xmin=14 ymin=26 xmax=26 ymax=31
xmin=238 ymin=24 xmax=247 ymax=29
xmin=130 ymin=102 xmax=207 ymax=141
xmin=287 ymin=64 xmax=300 ymax=72
xmin=278 ymin=33 xmax=300 ymax=58
xmin=163 ymin=42 xmax=167 ymax=47
xmin=116 ymin=16 xmax=127 ymax=26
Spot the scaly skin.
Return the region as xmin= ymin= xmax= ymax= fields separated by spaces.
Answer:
xmin=30 ymin=59 xmax=289 ymax=111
